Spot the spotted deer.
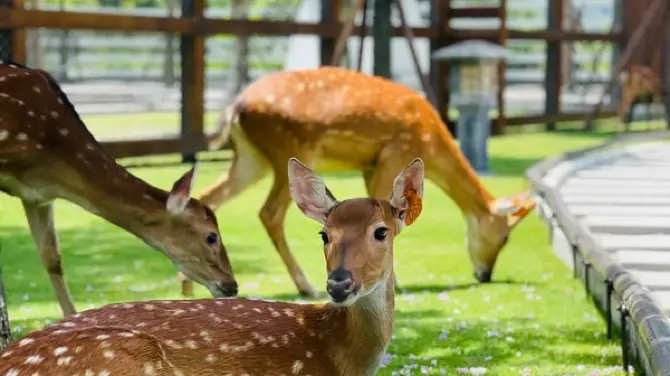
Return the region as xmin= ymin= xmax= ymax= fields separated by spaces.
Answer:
xmin=618 ymin=65 xmax=666 ymax=132
xmin=0 ymin=62 xmax=238 ymax=317
xmin=179 ymin=66 xmax=536 ymax=298
xmin=0 ymin=157 xmax=424 ymax=376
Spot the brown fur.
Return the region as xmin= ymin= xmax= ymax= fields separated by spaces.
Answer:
xmin=186 ymin=66 xmax=536 ymax=296
xmin=0 ymin=159 xmax=420 ymax=376
xmin=618 ymin=65 xmax=666 ymax=132
xmin=0 ymin=62 xmax=237 ymax=317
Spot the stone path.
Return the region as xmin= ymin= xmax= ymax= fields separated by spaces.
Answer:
xmin=542 ymin=141 xmax=670 ymax=315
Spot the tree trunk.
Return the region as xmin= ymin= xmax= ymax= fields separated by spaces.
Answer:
xmin=0 ymin=248 xmax=12 ymax=352
xmin=230 ymin=0 xmax=250 ymax=99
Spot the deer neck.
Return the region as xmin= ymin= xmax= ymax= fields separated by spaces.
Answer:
xmin=325 ymin=272 xmax=395 ymax=376
xmin=59 ymin=161 xmax=173 ymax=249
xmin=430 ymin=129 xmax=495 ymax=219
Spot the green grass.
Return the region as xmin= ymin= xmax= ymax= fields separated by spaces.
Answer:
xmin=1 ymin=116 xmax=648 ymax=375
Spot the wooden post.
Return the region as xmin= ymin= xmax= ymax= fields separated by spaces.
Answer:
xmin=372 ymin=0 xmax=392 ymax=78
xmin=0 ymin=245 xmax=12 ymax=352
xmin=660 ymin=6 xmax=670 ymax=127
xmin=544 ymin=0 xmax=564 ymax=131
xmin=179 ymin=0 xmax=205 ymax=163
xmin=321 ymin=0 xmax=341 ymax=66
xmin=10 ymin=0 xmax=25 ymax=64
xmin=430 ymin=0 xmax=445 ymax=112
xmin=493 ymin=0 xmax=507 ymax=135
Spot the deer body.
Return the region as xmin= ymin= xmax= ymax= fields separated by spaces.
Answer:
xmin=191 ymin=67 xmax=535 ymax=298
xmin=0 ymin=62 xmax=238 ymax=317
xmin=0 ymin=158 xmax=421 ymax=376
xmin=617 ymin=65 xmax=667 ymax=131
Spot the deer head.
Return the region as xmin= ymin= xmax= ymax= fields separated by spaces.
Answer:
xmin=289 ymin=157 xmax=424 ymax=304
xmin=157 ymin=165 xmax=238 ymax=297
xmin=464 ymin=192 xmax=536 ymax=282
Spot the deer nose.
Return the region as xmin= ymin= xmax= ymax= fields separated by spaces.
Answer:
xmin=327 ymin=268 xmax=355 ymax=303
xmin=212 ymin=281 xmax=238 ymax=297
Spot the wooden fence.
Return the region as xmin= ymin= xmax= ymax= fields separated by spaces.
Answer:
xmin=0 ymin=0 xmax=630 ymax=159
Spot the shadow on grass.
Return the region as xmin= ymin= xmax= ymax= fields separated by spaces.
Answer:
xmin=386 ymin=309 xmax=620 ymax=370
xmin=0 ymin=225 xmax=266 ymax=308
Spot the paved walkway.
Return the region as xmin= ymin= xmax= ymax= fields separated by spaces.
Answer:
xmin=542 ymin=141 xmax=670 ymax=314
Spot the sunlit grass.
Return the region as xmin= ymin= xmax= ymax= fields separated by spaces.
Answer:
xmin=0 ymin=116 xmax=642 ymax=375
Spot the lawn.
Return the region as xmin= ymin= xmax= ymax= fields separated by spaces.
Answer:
xmin=0 ymin=115 xmax=641 ymax=375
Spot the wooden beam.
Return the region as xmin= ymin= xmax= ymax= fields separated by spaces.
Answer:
xmin=372 ymin=0 xmax=392 ymax=78
xmin=449 ymin=7 xmax=501 ymax=19
xmin=544 ymin=0 xmax=564 ymax=131
xmin=0 ymin=7 xmax=622 ymax=42
xmin=179 ymin=0 xmax=205 ymax=163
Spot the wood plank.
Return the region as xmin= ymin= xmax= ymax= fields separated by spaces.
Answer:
xmin=561 ymin=186 xmax=670 ymax=196
xmin=595 ymin=234 xmax=670 ymax=250
xmin=584 ymin=215 xmax=670 ymax=234
xmin=613 ymin=249 xmax=670 ymax=270
xmin=568 ymin=205 xmax=670 ymax=217
xmin=563 ymin=195 xmax=670 ymax=205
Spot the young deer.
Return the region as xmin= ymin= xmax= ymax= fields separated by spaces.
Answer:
xmin=0 ymin=62 xmax=237 ymax=317
xmin=618 ymin=65 xmax=666 ymax=132
xmin=181 ymin=66 xmax=536 ymax=298
xmin=0 ymin=157 xmax=424 ymax=376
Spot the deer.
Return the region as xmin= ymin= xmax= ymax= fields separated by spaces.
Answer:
xmin=177 ymin=66 xmax=537 ymax=299
xmin=617 ymin=65 xmax=667 ymax=132
xmin=0 ymin=157 xmax=424 ymax=376
xmin=0 ymin=61 xmax=238 ymax=318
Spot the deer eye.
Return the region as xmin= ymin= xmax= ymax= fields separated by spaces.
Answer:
xmin=206 ymin=232 xmax=218 ymax=245
xmin=319 ymin=231 xmax=329 ymax=246
xmin=373 ymin=227 xmax=388 ymax=241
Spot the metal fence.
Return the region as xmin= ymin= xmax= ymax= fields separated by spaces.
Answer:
xmin=527 ymin=130 xmax=670 ymax=376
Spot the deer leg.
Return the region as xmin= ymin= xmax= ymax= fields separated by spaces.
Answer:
xmin=22 ymin=200 xmax=77 ymax=316
xmin=259 ymin=165 xmax=318 ymax=299
xmin=198 ymin=131 xmax=270 ymax=212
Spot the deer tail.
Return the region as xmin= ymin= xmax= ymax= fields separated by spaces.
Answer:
xmin=208 ymin=103 xmax=241 ymax=151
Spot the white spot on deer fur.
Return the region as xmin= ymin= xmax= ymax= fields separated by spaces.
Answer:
xmin=59 ymin=128 xmax=69 ymax=136
xmin=164 ymin=340 xmax=183 ymax=349
xmin=36 ymin=144 xmax=42 ymax=149
xmin=205 ymin=354 xmax=216 ymax=363
xmin=119 ymin=332 xmax=134 ymax=338
xmin=33 ymin=86 xmax=41 ymax=94
xmin=86 ymin=143 xmax=95 ymax=151
xmin=0 ymin=130 xmax=8 ymax=142
xmin=292 ymin=360 xmax=304 ymax=374
xmin=283 ymin=309 xmax=295 ymax=317
xmin=252 ymin=307 xmax=262 ymax=313
xmin=232 ymin=304 xmax=244 ymax=310
xmin=57 ymin=97 xmax=64 ymax=105
xmin=75 ymin=346 xmax=83 ymax=353
xmin=185 ymin=340 xmax=198 ymax=349
xmin=16 ymin=133 xmax=27 ymax=141
xmin=265 ymin=94 xmax=276 ymax=104
xmin=56 ymin=356 xmax=73 ymax=366
xmin=421 ymin=133 xmax=432 ymax=142
xmin=305 ymin=350 xmax=313 ymax=358
xmin=27 ymin=110 xmax=34 ymax=116
xmin=1 ymin=350 xmax=13 ymax=358
xmin=4 ymin=369 xmax=18 ymax=376
xmin=51 ymin=111 xmax=59 ymax=118
xmin=19 ymin=337 xmax=35 ymax=346
xmin=24 ymin=355 xmax=44 ymax=364
xmin=96 ymin=334 xmax=110 ymax=340
xmin=54 ymin=346 xmax=68 ymax=355
xmin=172 ymin=309 xmax=185 ymax=315
xmin=143 ymin=362 xmax=156 ymax=375
xmin=144 ymin=304 xmax=155 ymax=310
xmin=84 ymin=370 xmax=95 ymax=376
xmin=99 ymin=371 xmax=111 ymax=376
xmin=121 ymin=303 xmax=134 ymax=308
xmin=200 ymin=331 xmax=212 ymax=343
xmin=103 ymin=350 xmax=115 ymax=359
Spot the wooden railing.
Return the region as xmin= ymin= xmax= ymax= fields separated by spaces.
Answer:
xmin=0 ymin=0 xmax=625 ymax=159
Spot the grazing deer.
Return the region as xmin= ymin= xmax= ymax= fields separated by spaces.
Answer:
xmin=0 ymin=157 xmax=424 ymax=376
xmin=180 ymin=66 xmax=536 ymax=298
xmin=617 ymin=65 xmax=666 ymax=132
xmin=0 ymin=62 xmax=238 ymax=317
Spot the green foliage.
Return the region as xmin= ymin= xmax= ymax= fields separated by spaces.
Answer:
xmin=0 ymin=114 xmax=629 ymax=375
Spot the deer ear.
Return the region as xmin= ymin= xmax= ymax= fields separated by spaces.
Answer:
xmin=167 ymin=165 xmax=197 ymax=215
xmin=389 ymin=158 xmax=425 ymax=227
xmin=288 ymin=158 xmax=337 ymax=224
xmin=490 ymin=191 xmax=533 ymax=216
